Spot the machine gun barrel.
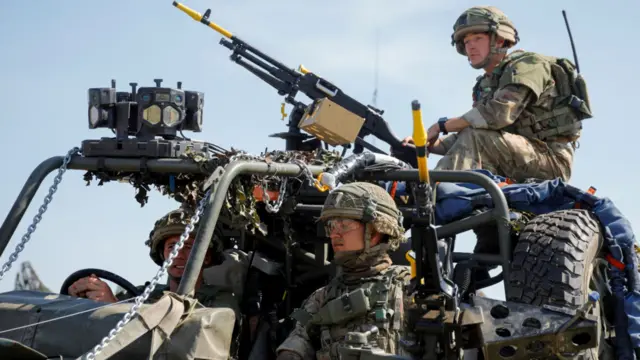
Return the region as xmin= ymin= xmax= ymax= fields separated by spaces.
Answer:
xmin=173 ymin=2 xmax=300 ymax=98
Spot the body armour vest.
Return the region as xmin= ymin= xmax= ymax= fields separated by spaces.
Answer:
xmin=292 ymin=265 xmax=411 ymax=360
xmin=472 ymin=50 xmax=592 ymax=143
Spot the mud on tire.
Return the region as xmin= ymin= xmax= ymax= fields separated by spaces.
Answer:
xmin=505 ymin=209 xmax=608 ymax=359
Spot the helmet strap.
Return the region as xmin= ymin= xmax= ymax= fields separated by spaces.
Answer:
xmin=359 ymin=195 xmax=377 ymax=260
xmin=364 ymin=223 xmax=372 ymax=253
xmin=490 ymin=32 xmax=509 ymax=55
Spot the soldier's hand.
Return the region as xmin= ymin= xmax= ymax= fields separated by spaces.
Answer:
xmin=276 ymin=351 xmax=302 ymax=360
xmin=68 ymin=274 xmax=118 ymax=303
xmin=401 ymin=136 xmax=414 ymax=146
xmin=427 ymin=124 xmax=440 ymax=146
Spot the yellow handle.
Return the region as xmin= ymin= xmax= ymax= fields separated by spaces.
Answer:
xmin=173 ymin=1 xmax=233 ymax=39
xmin=405 ymin=250 xmax=416 ymax=279
xmin=405 ymin=250 xmax=425 ymax=284
xmin=411 ymin=100 xmax=429 ymax=183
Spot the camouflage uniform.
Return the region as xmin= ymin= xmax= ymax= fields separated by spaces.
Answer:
xmin=276 ymin=182 xmax=412 ymax=360
xmin=436 ymin=6 xmax=592 ymax=183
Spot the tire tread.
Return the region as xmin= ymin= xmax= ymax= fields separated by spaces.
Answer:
xmin=506 ymin=209 xmax=601 ymax=309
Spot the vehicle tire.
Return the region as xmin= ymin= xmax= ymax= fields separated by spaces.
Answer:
xmin=505 ymin=209 xmax=611 ymax=360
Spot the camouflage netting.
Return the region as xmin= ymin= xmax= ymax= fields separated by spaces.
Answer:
xmin=82 ymin=146 xmax=343 ymax=235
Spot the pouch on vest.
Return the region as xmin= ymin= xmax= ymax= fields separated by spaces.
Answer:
xmin=496 ymin=52 xmax=593 ymax=142
xmin=555 ymin=58 xmax=592 ymax=120
xmin=310 ymin=288 xmax=372 ymax=325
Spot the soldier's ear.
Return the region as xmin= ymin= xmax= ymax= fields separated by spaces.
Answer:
xmin=496 ymin=36 xmax=508 ymax=48
xmin=370 ymin=232 xmax=384 ymax=246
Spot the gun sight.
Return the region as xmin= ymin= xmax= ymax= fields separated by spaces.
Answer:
xmin=87 ymin=79 xmax=204 ymax=141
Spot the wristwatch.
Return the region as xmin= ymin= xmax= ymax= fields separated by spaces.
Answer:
xmin=438 ymin=117 xmax=448 ymax=135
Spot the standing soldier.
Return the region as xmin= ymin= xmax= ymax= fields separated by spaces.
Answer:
xmin=275 ymin=182 xmax=412 ymax=360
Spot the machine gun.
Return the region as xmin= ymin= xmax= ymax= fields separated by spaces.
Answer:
xmin=172 ymin=2 xmax=416 ymax=165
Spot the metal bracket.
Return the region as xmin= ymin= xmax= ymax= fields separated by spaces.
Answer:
xmin=470 ymin=296 xmax=599 ymax=358
xmin=202 ymin=166 xmax=225 ymax=192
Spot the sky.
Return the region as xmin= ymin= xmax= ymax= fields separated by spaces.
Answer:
xmin=0 ymin=0 xmax=638 ymax=302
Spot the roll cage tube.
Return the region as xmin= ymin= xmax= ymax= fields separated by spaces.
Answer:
xmin=0 ymin=155 xmax=512 ymax=296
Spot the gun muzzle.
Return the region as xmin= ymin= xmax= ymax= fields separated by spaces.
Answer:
xmin=298 ymin=64 xmax=310 ymax=74
xmin=411 ymin=100 xmax=429 ymax=183
xmin=173 ymin=1 xmax=233 ymax=39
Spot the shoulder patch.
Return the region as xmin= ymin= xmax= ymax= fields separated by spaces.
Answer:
xmin=498 ymin=52 xmax=555 ymax=98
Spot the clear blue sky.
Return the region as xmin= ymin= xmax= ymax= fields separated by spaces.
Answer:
xmin=0 ymin=0 xmax=637 ymax=301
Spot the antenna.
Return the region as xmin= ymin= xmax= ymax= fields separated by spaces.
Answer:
xmin=562 ymin=10 xmax=581 ymax=73
xmin=372 ymin=30 xmax=379 ymax=107
xmin=371 ymin=30 xmax=380 ymax=148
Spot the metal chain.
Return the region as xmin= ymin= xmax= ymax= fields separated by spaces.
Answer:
xmin=263 ymin=177 xmax=288 ymax=213
xmin=0 ymin=147 xmax=80 ymax=281
xmin=82 ymin=189 xmax=211 ymax=360
xmin=291 ymin=159 xmax=321 ymax=188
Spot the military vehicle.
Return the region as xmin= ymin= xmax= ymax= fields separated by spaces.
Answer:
xmin=0 ymin=2 xmax=638 ymax=360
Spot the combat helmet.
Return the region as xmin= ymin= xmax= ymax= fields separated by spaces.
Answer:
xmin=145 ymin=206 xmax=220 ymax=267
xmin=451 ymin=6 xmax=519 ymax=58
xmin=319 ymin=182 xmax=406 ymax=252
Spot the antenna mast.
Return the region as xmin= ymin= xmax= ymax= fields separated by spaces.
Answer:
xmin=371 ymin=30 xmax=380 ymax=147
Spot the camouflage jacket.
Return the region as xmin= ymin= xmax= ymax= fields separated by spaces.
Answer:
xmin=276 ymin=265 xmax=412 ymax=360
xmin=461 ymin=50 xmax=588 ymax=143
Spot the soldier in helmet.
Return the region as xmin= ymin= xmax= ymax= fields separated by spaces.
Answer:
xmin=275 ymin=182 xmax=412 ymax=360
xmin=67 ymin=206 xmax=240 ymax=316
xmin=402 ymin=6 xmax=591 ymax=183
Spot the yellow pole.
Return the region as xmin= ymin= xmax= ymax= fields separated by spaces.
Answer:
xmin=411 ymin=100 xmax=429 ymax=183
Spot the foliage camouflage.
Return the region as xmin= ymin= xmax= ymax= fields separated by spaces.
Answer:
xmin=82 ymin=147 xmax=343 ymax=236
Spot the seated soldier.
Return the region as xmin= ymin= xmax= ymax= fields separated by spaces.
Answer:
xmin=402 ymin=6 xmax=590 ymax=183
xmin=67 ymin=206 xmax=239 ymax=316
xmin=275 ymin=182 xmax=412 ymax=360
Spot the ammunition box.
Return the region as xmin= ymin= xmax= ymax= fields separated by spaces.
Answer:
xmin=298 ymin=98 xmax=365 ymax=146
